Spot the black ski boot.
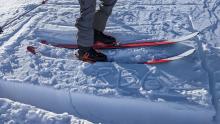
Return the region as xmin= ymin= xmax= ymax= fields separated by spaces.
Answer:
xmin=94 ymin=29 xmax=117 ymax=45
xmin=76 ymin=46 xmax=107 ymax=62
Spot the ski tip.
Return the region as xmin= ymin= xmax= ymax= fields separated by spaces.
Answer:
xmin=144 ymin=48 xmax=196 ymax=64
xmin=169 ymin=32 xmax=199 ymax=42
xmin=192 ymin=31 xmax=200 ymax=36
xmin=166 ymin=48 xmax=196 ymax=61
xmin=195 ymin=31 xmax=200 ymax=34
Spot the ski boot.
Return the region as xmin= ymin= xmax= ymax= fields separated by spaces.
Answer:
xmin=94 ymin=29 xmax=118 ymax=46
xmin=76 ymin=46 xmax=107 ymax=62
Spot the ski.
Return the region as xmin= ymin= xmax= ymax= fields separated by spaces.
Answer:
xmin=142 ymin=48 xmax=195 ymax=64
xmin=27 ymin=45 xmax=196 ymax=64
xmin=40 ymin=32 xmax=199 ymax=49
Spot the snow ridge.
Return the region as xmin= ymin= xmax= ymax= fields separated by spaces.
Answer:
xmin=0 ymin=80 xmax=214 ymax=124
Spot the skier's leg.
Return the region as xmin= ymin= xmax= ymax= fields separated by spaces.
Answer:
xmin=94 ymin=0 xmax=117 ymax=32
xmin=75 ymin=0 xmax=108 ymax=62
xmin=75 ymin=0 xmax=96 ymax=47
xmin=93 ymin=0 xmax=117 ymax=45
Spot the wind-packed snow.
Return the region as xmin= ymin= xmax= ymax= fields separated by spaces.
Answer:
xmin=0 ymin=98 xmax=92 ymax=124
xmin=0 ymin=0 xmax=220 ymax=123
xmin=0 ymin=80 xmax=214 ymax=124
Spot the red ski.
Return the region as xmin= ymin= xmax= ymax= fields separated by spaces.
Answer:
xmin=142 ymin=48 xmax=195 ymax=64
xmin=40 ymin=32 xmax=199 ymax=49
xmin=27 ymin=45 xmax=196 ymax=64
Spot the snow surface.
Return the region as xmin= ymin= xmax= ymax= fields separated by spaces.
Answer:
xmin=0 ymin=80 xmax=214 ymax=124
xmin=0 ymin=98 xmax=92 ymax=124
xmin=0 ymin=0 xmax=220 ymax=123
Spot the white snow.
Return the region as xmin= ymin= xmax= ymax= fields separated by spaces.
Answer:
xmin=0 ymin=80 xmax=214 ymax=124
xmin=0 ymin=0 xmax=220 ymax=123
xmin=0 ymin=98 xmax=92 ymax=124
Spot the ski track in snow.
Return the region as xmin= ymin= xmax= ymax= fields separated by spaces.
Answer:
xmin=0 ymin=0 xmax=220 ymax=123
